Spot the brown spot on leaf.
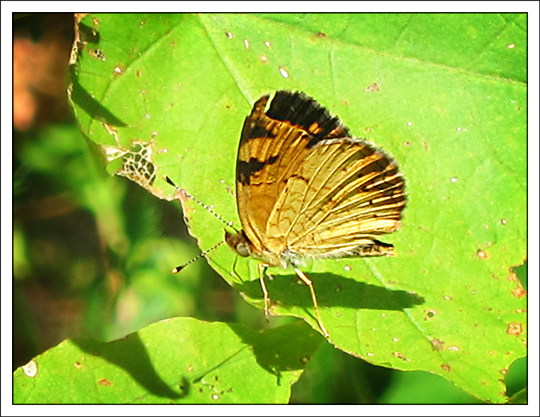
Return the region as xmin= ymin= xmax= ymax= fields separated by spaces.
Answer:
xmin=506 ymin=322 xmax=523 ymax=336
xmin=392 ymin=351 xmax=410 ymax=361
xmin=476 ymin=249 xmax=488 ymax=259
xmin=89 ymin=48 xmax=106 ymax=61
xmin=364 ymin=83 xmax=380 ymax=92
xmin=488 ymin=272 xmax=499 ymax=280
xmin=507 ymin=272 xmax=518 ymax=282
xmin=441 ymin=364 xmax=451 ymax=372
xmin=425 ymin=309 xmax=437 ymax=319
xmin=512 ymin=285 xmax=527 ymax=298
xmin=430 ymin=339 xmax=445 ymax=351
xmin=113 ymin=64 xmax=124 ymax=75
xmin=98 ymin=379 xmax=111 ymax=386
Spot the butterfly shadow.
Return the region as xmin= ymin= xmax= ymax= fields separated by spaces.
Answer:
xmin=234 ymin=271 xmax=425 ymax=314
xmin=72 ymin=334 xmax=186 ymax=401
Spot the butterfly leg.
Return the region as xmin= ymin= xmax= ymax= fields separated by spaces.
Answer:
xmin=258 ymin=263 xmax=270 ymax=321
xmin=294 ymin=268 xmax=329 ymax=338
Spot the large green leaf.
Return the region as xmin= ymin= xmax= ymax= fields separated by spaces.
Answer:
xmin=69 ymin=13 xmax=527 ymax=403
xmin=14 ymin=318 xmax=321 ymax=404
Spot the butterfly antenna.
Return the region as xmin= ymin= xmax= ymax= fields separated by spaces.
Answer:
xmin=163 ymin=175 xmax=234 ymax=228
xmin=163 ymin=175 xmax=232 ymax=272
xmin=172 ymin=240 xmax=225 ymax=273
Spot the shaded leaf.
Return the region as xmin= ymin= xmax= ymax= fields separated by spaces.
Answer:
xmin=13 ymin=318 xmax=322 ymax=404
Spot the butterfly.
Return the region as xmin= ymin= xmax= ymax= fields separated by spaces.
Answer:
xmin=224 ymin=90 xmax=406 ymax=337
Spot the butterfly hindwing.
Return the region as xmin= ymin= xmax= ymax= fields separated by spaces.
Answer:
xmin=278 ymin=138 xmax=405 ymax=257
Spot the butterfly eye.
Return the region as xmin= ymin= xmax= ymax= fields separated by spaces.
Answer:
xmin=225 ymin=230 xmax=252 ymax=257
xmin=235 ymin=242 xmax=251 ymax=257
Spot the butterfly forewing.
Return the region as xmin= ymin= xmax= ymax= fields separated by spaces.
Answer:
xmin=237 ymin=92 xmax=348 ymax=256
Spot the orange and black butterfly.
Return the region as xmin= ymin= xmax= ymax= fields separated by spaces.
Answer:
xmin=224 ymin=91 xmax=406 ymax=336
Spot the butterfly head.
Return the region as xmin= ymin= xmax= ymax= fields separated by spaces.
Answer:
xmin=224 ymin=229 xmax=252 ymax=258
xmin=225 ymin=228 xmax=299 ymax=268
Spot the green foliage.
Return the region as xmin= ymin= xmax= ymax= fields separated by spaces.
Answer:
xmin=14 ymin=318 xmax=322 ymax=404
xmin=14 ymin=13 xmax=526 ymax=404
